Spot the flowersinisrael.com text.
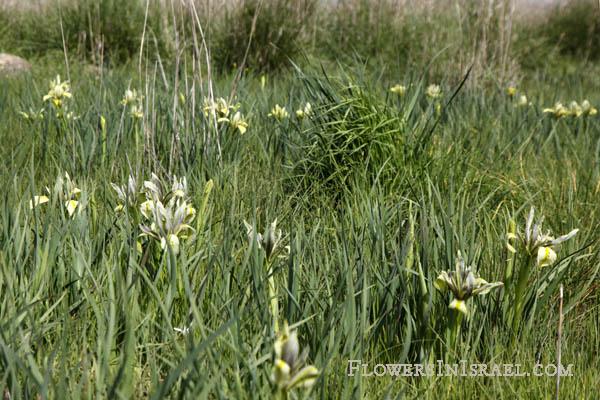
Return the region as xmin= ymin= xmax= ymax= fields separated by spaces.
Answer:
xmin=347 ymin=360 xmax=573 ymax=377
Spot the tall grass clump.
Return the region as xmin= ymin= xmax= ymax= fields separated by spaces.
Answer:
xmin=210 ymin=0 xmax=317 ymax=74
xmin=320 ymin=0 xmax=407 ymax=62
xmin=530 ymin=0 xmax=600 ymax=62
xmin=317 ymin=0 xmax=521 ymax=87
xmin=0 ymin=0 xmax=171 ymax=64
xmin=288 ymin=69 xmax=425 ymax=199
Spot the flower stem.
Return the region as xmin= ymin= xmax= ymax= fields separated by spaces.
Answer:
xmin=445 ymin=308 xmax=463 ymax=359
xmin=450 ymin=309 xmax=463 ymax=350
xmin=503 ymin=220 xmax=516 ymax=289
xmin=267 ymin=259 xmax=279 ymax=333
xmin=512 ymin=254 xmax=533 ymax=334
xmin=134 ymin=123 xmax=140 ymax=169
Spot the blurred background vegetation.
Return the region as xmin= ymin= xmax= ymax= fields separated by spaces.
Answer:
xmin=1 ymin=0 xmax=599 ymax=91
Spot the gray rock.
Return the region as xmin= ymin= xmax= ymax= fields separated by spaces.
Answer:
xmin=0 ymin=53 xmax=32 ymax=76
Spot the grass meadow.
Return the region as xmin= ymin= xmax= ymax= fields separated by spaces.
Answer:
xmin=1 ymin=0 xmax=600 ymax=398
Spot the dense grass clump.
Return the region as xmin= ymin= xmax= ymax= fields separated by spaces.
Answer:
xmin=289 ymin=71 xmax=417 ymax=197
xmin=533 ymin=0 xmax=600 ymax=61
xmin=211 ymin=0 xmax=317 ymax=74
xmin=0 ymin=0 xmax=171 ymax=64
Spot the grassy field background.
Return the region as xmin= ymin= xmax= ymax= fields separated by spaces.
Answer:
xmin=1 ymin=0 xmax=600 ymax=398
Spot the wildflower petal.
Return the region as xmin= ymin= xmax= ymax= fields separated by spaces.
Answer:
xmin=140 ymin=200 xmax=154 ymax=219
xmin=472 ymin=281 xmax=503 ymax=295
xmin=390 ymin=84 xmax=406 ymax=95
xmin=549 ymin=229 xmax=579 ymax=246
xmin=161 ymin=233 xmax=180 ymax=254
xmin=281 ymin=331 xmax=299 ymax=369
xmin=29 ymin=195 xmax=49 ymax=209
xmin=272 ymin=360 xmax=291 ymax=389
xmin=506 ymin=232 xmax=518 ymax=253
xmin=287 ymin=365 xmax=319 ymax=390
xmin=65 ymin=200 xmax=79 ymax=217
xmin=537 ymin=246 xmax=557 ymax=268
xmin=433 ymin=271 xmax=451 ymax=292
xmin=525 ymin=207 xmax=534 ymax=244
xmin=139 ymin=224 xmax=160 ymax=240
xmin=110 ymin=183 xmax=125 ymax=201
xmin=449 ymin=298 xmax=468 ymax=316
